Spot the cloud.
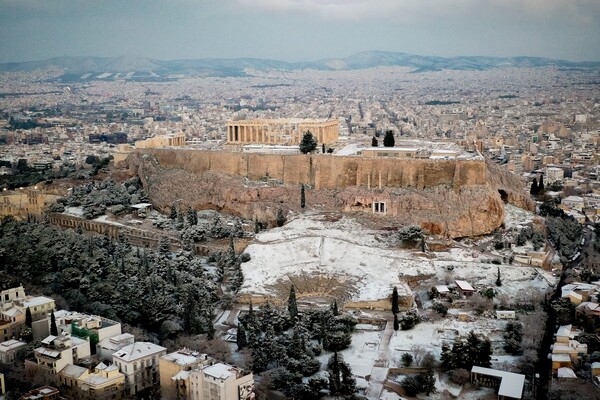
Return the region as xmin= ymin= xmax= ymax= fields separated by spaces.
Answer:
xmin=236 ymin=0 xmax=600 ymax=22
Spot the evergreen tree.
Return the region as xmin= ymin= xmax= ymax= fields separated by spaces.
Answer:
xmin=276 ymin=208 xmax=286 ymax=227
xmin=496 ymin=267 xmax=502 ymax=287
xmin=25 ymin=307 xmax=32 ymax=328
xmin=371 ymin=137 xmax=378 ymax=147
xmin=300 ymin=185 xmax=306 ymax=209
xmin=170 ymin=203 xmax=178 ymax=220
xmin=254 ymin=218 xmax=260 ymax=234
xmin=328 ymin=352 xmax=341 ymax=395
xmin=288 ymin=285 xmax=298 ymax=320
xmin=393 ymin=313 xmax=399 ymax=331
xmin=530 ymin=178 xmax=539 ymax=195
xmin=322 ymin=143 xmax=326 ymax=153
xmin=237 ymin=323 xmax=247 ymax=350
xmin=383 ymin=130 xmax=395 ymax=147
xmin=50 ymin=310 xmax=58 ymax=336
xmin=331 ymin=300 xmax=339 ymax=316
xmin=186 ymin=206 xmax=198 ymax=225
xmin=475 ymin=337 xmax=492 ymax=368
xmin=299 ymin=132 xmax=317 ymax=154
xmin=206 ymin=317 xmax=215 ymax=340
xmin=392 ymin=286 xmax=399 ymax=314
xmin=538 ymin=174 xmax=545 ymax=193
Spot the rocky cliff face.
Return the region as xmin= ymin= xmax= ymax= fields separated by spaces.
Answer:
xmin=120 ymin=151 xmax=530 ymax=238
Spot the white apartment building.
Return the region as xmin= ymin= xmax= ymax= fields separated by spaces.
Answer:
xmin=545 ymin=166 xmax=564 ymax=183
xmin=34 ymin=333 xmax=91 ymax=375
xmin=189 ymin=363 xmax=254 ymax=400
xmin=97 ymin=333 xmax=135 ymax=362
xmin=113 ymin=342 xmax=167 ymax=396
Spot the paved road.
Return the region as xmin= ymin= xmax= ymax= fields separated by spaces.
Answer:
xmin=365 ymin=315 xmax=395 ymax=399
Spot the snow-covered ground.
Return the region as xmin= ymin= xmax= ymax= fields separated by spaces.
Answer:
xmin=503 ymin=204 xmax=535 ymax=229
xmin=240 ymin=212 xmax=557 ymax=303
xmin=241 ymin=209 xmax=549 ymax=399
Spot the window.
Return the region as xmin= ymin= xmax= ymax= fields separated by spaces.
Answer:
xmin=373 ymin=202 xmax=386 ymax=214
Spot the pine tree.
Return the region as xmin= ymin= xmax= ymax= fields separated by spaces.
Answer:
xmin=475 ymin=337 xmax=492 ymax=368
xmin=50 ymin=310 xmax=58 ymax=336
xmin=496 ymin=267 xmax=502 ymax=287
xmin=383 ymin=130 xmax=395 ymax=147
xmin=530 ymin=178 xmax=539 ymax=195
xmin=299 ymin=131 xmax=317 ymax=154
xmin=392 ymin=286 xmax=399 ymax=314
xmin=372 ymin=137 xmax=378 ymax=147
xmin=327 ymin=352 xmax=341 ymax=395
xmin=288 ymin=285 xmax=298 ymax=320
xmin=300 ymin=185 xmax=306 ymax=209
xmin=393 ymin=313 xmax=399 ymax=331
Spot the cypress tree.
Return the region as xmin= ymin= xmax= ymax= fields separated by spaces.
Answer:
xmin=322 ymin=143 xmax=326 ymax=153
xmin=538 ymin=175 xmax=545 ymax=193
xmin=25 ymin=307 xmax=32 ymax=328
xmin=530 ymin=178 xmax=538 ymax=195
xmin=371 ymin=137 xmax=378 ymax=147
xmin=496 ymin=267 xmax=502 ymax=287
xmin=331 ymin=300 xmax=339 ymax=316
xmin=300 ymin=184 xmax=306 ymax=209
xmin=170 ymin=203 xmax=178 ymax=220
xmin=288 ymin=285 xmax=298 ymax=320
xmin=237 ymin=323 xmax=247 ymax=350
xmin=383 ymin=130 xmax=395 ymax=147
xmin=50 ymin=310 xmax=58 ymax=336
xmin=206 ymin=317 xmax=215 ymax=340
xmin=392 ymin=286 xmax=399 ymax=314
xmin=276 ymin=208 xmax=286 ymax=227
xmin=393 ymin=313 xmax=399 ymax=331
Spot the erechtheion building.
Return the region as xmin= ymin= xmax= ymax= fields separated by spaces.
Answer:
xmin=226 ymin=118 xmax=339 ymax=145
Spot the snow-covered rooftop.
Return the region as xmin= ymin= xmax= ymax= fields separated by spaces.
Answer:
xmin=202 ymin=363 xmax=238 ymax=380
xmin=113 ymin=342 xmax=166 ymax=362
xmin=471 ymin=366 xmax=525 ymax=399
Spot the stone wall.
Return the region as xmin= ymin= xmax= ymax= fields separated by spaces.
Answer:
xmin=137 ymin=149 xmax=487 ymax=191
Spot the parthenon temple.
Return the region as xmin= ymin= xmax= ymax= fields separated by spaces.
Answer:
xmin=226 ymin=119 xmax=339 ymax=145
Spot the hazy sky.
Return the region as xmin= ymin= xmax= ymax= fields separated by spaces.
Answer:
xmin=1 ymin=0 xmax=599 ymax=63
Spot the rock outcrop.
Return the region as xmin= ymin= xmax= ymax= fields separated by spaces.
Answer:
xmin=119 ymin=150 xmax=531 ymax=238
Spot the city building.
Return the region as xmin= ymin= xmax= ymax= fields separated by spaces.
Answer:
xmin=0 ymin=339 xmax=27 ymax=363
xmin=226 ymin=119 xmax=338 ymax=145
xmin=159 ymin=349 xmax=213 ymax=400
xmin=59 ymin=362 xmax=125 ymax=400
xmin=470 ymin=366 xmax=525 ymax=399
xmin=0 ymin=286 xmax=55 ymax=341
xmin=19 ymin=386 xmax=65 ymax=400
xmin=96 ymin=333 xmax=135 ymax=362
xmin=189 ymin=363 xmax=254 ymax=400
xmin=112 ymin=342 xmax=167 ymax=396
xmin=52 ymin=310 xmax=122 ymax=353
xmin=34 ymin=333 xmax=91 ymax=375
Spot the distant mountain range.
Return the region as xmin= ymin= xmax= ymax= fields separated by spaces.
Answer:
xmin=1 ymin=51 xmax=599 ymax=81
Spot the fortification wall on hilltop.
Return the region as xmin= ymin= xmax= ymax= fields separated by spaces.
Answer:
xmin=139 ymin=149 xmax=487 ymax=190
